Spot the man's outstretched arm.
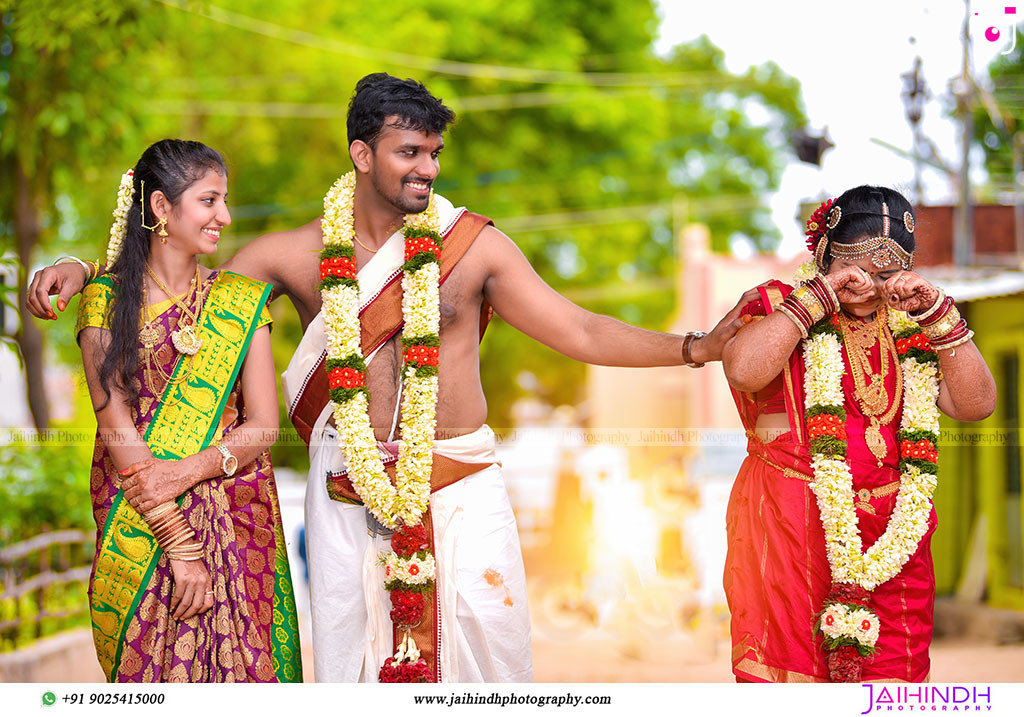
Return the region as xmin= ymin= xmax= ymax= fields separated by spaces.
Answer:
xmin=480 ymin=225 xmax=754 ymax=365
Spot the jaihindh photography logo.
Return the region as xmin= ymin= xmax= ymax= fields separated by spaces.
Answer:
xmin=860 ymin=685 xmax=993 ymax=713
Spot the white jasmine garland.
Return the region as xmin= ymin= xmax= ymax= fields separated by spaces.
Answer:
xmin=795 ymin=260 xmax=818 ymax=283
xmin=320 ymin=171 xmax=442 ymax=531
xmin=803 ymin=304 xmax=940 ymax=663
xmin=804 ymin=309 xmax=939 ymax=591
xmin=804 ymin=332 xmax=846 ymax=408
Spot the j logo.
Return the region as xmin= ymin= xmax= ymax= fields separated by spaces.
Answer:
xmin=975 ymin=5 xmax=1019 ymax=55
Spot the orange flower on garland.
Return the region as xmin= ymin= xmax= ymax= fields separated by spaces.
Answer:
xmin=808 ymin=413 xmax=847 ymax=441
xmin=328 ymin=367 xmax=365 ymax=390
xmin=404 ymin=236 xmax=440 ymax=263
xmin=896 ymin=332 xmax=932 ymax=355
xmin=319 ymin=255 xmax=357 ymax=281
xmin=403 ymin=344 xmax=439 ymax=367
xmin=900 ymin=439 xmax=937 ymax=464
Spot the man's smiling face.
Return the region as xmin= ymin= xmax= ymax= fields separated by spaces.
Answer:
xmin=366 ymin=118 xmax=444 ymax=214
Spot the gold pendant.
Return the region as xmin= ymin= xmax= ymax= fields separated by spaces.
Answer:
xmin=139 ymin=322 xmax=161 ymax=349
xmin=865 ymin=420 xmax=887 ymax=466
xmin=171 ymin=324 xmax=202 ymax=355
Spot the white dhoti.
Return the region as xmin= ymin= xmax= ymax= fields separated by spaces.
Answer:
xmin=283 ymin=196 xmax=532 ymax=682
xmin=305 ymin=424 xmax=532 ymax=682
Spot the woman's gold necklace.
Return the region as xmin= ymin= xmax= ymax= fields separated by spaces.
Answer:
xmin=145 ymin=264 xmax=204 ymax=355
xmin=139 ymin=266 xmax=208 ymax=403
xmin=838 ymin=306 xmax=903 ymax=466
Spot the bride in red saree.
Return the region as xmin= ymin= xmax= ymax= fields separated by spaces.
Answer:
xmin=721 ymin=186 xmax=995 ymax=683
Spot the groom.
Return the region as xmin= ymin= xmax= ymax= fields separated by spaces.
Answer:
xmin=29 ymin=73 xmax=754 ymax=682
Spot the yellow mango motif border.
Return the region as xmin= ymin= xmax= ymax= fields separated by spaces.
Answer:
xmin=85 ymin=272 xmax=272 ymax=681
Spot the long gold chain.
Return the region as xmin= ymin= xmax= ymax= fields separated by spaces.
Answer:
xmin=139 ymin=268 xmax=210 ymax=404
xmin=839 ymin=307 xmax=902 ymax=427
xmin=145 ymin=264 xmax=201 ymax=326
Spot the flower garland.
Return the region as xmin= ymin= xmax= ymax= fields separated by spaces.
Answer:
xmin=319 ymin=171 xmax=443 ymax=683
xmin=106 ymin=169 xmax=135 ymax=267
xmin=802 ymin=305 xmax=940 ymax=681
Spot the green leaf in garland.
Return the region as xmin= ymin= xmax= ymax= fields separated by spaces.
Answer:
xmin=810 ymin=435 xmax=848 ymax=457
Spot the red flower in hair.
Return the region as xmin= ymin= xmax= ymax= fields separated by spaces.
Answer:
xmin=805 ymin=198 xmax=836 ymax=253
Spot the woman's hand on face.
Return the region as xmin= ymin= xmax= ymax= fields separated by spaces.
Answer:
xmin=120 ymin=458 xmax=190 ymax=514
xmin=169 ymin=555 xmax=214 ymax=620
xmin=825 ymin=265 xmax=876 ymax=304
xmin=883 ymin=272 xmax=940 ymax=314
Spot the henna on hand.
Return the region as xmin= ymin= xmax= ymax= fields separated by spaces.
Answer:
xmin=826 ymin=266 xmax=875 ymax=305
xmin=884 ymin=272 xmax=938 ymax=314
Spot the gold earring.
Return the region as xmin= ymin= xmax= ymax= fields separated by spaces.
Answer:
xmin=139 ymin=179 xmax=169 ymax=240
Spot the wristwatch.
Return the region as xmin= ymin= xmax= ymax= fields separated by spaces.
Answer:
xmin=681 ymin=331 xmax=707 ymax=368
xmin=213 ymin=442 xmax=238 ymax=476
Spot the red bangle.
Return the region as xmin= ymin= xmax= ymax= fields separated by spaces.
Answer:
xmin=805 ymin=275 xmax=838 ymax=315
xmin=914 ymin=296 xmax=954 ymax=327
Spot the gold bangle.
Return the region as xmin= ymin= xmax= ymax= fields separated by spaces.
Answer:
xmin=933 ymin=328 xmax=974 ymax=352
xmin=164 ymin=533 xmax=196 ymax=553
xmin=792 ymin=285 xmax=825 ymax=324
xmin=921 ymin=306 xmax=961 ymax=340
xmin=157 ymin=519 xmax=193 ymax=546
xmin=144 ymin=502 xmax=177 ymax=520
xmin=810 ymin=274 xmax=840 ymax=315
xmin=167 ymin=541 xmax=203 ymax=561
xmin=161 ymin=531 xmax=195 ymax=553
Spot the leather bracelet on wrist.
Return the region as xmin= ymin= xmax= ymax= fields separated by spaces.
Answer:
xmin=681 ymin=331 xmax=707 ymax=368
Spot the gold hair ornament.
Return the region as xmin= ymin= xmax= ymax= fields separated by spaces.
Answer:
xmin=829 ymin=201 xmax=915 ymax=270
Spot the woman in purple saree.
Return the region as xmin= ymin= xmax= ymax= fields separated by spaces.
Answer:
xmin=76 ymin=139 xmax=301 ymax=682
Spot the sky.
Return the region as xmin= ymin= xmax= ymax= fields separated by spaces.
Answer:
xmin=655 ymin=0 xmax=1012 ymax=257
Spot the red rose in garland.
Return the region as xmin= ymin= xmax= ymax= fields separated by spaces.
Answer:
xmin=828 ymin=582 xmax=870 ymax=607
xmin=379 ymin=657 xmax=431 ymax=683
xmin=392 ymin=524 xmax=429 ymax=556
xmin=826 ymin=645 xmax=864 ymax=683
xmin=390 ymin=589 xmax=426 ymax=627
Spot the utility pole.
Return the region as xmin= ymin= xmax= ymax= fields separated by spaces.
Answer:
xmin=901 ymin=57 xmax=928 ymax=204
xmin=953 ymin=0 xmax=975 ymax=266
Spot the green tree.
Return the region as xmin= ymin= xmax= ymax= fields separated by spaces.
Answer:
xmin=134 ymin=0 xmax=806 ymax=435
xmin=0 ymin=1 xmax=161 ymax=430
xmin=973 ymin=38 xmax=1024 ymax=190
xmin=6 ymin=0 xmax=807 ymax=466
